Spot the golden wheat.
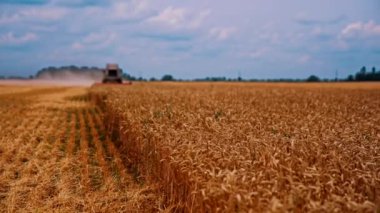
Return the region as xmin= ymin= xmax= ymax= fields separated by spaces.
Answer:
xmin=91 ymin=82 xmax=380 ymax=212
xmin=0 ymin=85 xmax=159 ymax=212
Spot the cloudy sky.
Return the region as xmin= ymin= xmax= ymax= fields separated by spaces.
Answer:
xmin=0 ymin=0 xmax=379 ymax=79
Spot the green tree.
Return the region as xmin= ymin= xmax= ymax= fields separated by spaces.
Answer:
xmin=360 ymin=66 xmax=366 ymax=73
xmin=161 ymin=74 xmax=174 ymax=81
xmin=306 ymin=75 xmax=320 ymax=82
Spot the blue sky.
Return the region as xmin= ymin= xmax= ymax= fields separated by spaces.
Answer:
xmin=0 ymin=0 xmax=379 ymax=79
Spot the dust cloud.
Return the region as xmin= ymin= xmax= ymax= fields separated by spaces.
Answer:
xmin=4 ymin=69 xmax=105 ymax=87
xmin=0 ymin=79 xmax=98 ymax=87
xmin=0 ymin=70 xmax=103 ymax=87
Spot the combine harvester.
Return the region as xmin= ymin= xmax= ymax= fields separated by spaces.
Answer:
xmin=95 ymin=63 xmax=132 ymax=86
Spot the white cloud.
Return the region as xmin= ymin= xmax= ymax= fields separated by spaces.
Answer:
xmin=80 ymin=0 xmax=150 ymax=19
xmin=147 ymin=6 xmax=210 ymax=30
xmin=335 ymin=20 xmax=380 ymax=51
xmin=341 ymin=20 xmax=380 ymax=39
xmin=0 ymin=32 xmax=38 ymax=45
xmin=21 ymin=7 xmax=67 ymax=20
xmin=189 ymin=10 xmax=210 ymax=29
xmin=0 ymin=7 xmax=68 ymax=24
xmin=148 ymin=7 xmax=186 ymax=27
xmin=209 ymin=27 xmax=236 ymax=40
xmin=111 ymin=0 xmax=149 ymax=20
xmin=71 ymin=32 xmax=117 ymax=51
xmin=236 ymin=48 xmax=269 ymax=60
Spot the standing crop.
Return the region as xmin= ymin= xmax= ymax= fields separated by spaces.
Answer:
xmin=91 ymin=82 xmax=380 ymax=212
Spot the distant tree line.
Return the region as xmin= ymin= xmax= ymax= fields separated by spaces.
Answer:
xmin=145 ymin=66 xmax=380 ymax=82
xmin=126 ymin=66 xmax=380 ymax=82
xmin=1 ymin=65 xmax=379 ymax=82
xmin=346 ymin=66 xmax=380 ymax=81
xmin=0 ymin=75 xmax=33 ymax=80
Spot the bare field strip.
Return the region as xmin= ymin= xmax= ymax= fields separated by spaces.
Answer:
xmin=0 ymin=85 xmax=158 ymax=212
xmin=91 ymin=82 xmax=380 ymax=212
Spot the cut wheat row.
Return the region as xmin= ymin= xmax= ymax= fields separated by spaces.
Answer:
xmin=91 ymin=108 xmax=131 ymax=184
xmin=86 ymin=109 xmax=112 ymax=184
xmin=78 ymin=109 xmax=90 ymax=192
xmin=83 ymin=108 xmax=104 ymax=191
xmin=66 ymin=109 xmax=77 ymax=156
xmin=23 ymin=108 xmax=69 ymax=209
xmin=1 ymin=86 xmax=162 ymax=212
xmin=4 ymin=109 xmax=63 ymax=211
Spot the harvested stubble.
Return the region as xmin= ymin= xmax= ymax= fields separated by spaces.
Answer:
xmin=91 ymin=82 xmax=380 ymax=212
xmin=0 ymin=85 xmax=159 ymax=212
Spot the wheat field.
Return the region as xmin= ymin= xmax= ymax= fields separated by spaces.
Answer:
xmin=91 ymin=82 xmax=380 ymax=212
xmin=0 ymin=85 xmax=159 ymax=212
xmin=0 ymin=82 xmax=379 ymax=212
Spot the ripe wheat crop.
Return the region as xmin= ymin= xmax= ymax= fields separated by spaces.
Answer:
xmin=91 ymin=82 xmax=380 ymax=212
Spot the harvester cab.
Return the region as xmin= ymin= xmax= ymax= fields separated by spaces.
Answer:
xmin=102 ymin=63 xmax=123 ymax=83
